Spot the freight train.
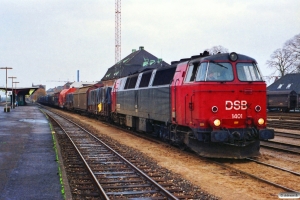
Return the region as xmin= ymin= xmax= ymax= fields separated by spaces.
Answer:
xmin=38 ymin=51 xmax=274 ymax=158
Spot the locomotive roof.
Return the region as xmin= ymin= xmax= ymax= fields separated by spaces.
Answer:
xmin=124 ymin=64 xmax=177 ymax=77
xmin=111 ymin=52 xmax=258 ymax=79
xmin=172 ymin=52 xmax=257 ymax=65
xmin=195 ymin=53 xmax=257 ymax=63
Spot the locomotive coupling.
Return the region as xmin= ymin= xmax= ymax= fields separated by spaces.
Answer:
xmin=211 ymin=130 xmax=229 ymax=142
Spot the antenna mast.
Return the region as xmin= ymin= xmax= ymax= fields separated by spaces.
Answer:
xmin=115 ymin=0 xmax=121 ymax=63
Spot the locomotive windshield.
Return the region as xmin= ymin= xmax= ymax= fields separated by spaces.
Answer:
xmin=236 ymin=63 xmax=263 ymax=81
xmin=196 ymin=62 xmax=233 ymax=81
xmin=185 ymin=62 xmax=234 ymax=82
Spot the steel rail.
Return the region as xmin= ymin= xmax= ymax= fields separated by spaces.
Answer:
xmin=260 ymin=141 xmax=300 ymax=154
xmin=260 ymin=144 xmax=300 ymax=154
xmin=267 ymin=121 xmax=300 ymax=130
xmin=275 ymin=132 xmax=300 ymax=139
xmin=55 ymin=111 xmax=179 ymax=200
xmin=45 ymin=111 xmax=110 ymax=199
xmin=42 ymin=104 xmax=300 ymax=197
xmin=43 ymin=108 xmax=179 ymax=200
xmin=266 ymin=140 xmax=300 ymax=148
xmin=246 ymin=158 xmax=300 ymax=176
xmin=206 ymin=158 xmax=300 ymax=194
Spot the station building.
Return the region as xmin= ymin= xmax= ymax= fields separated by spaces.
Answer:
xmin=101 ymin=46 xmax=170 ymax=87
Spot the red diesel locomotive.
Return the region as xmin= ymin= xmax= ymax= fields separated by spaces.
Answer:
xmin=111 ymin=52 xmax=274 ymax=158
xmin=38 ymin=51 xmax=274 ymax=158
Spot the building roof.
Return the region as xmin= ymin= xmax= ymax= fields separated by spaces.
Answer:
xmin=267 ymin=73 xmax=300 ymax=93
xmin=69 ymin=81 xmax=97 ymax=88
xmin=101 ymin=46 xmax=170 ymax=81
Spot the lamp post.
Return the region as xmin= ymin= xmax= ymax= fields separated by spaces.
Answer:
xmin=8 ymin=76 xmax=16 ymax=109
xmin=13 ymin=81 xmax=19 ymax=107
xmin=0 ymin=67 xmax=13 ymax=112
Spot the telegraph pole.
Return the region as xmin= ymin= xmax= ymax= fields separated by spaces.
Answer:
xmin=0 ymin=67 xmax=13 ymax=112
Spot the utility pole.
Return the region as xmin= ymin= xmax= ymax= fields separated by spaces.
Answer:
xmin=8 ymin=76 xmax=17 ymax=109
xmin=115 ymin=0 xmax=121 ymax=63
xmin=0 ymin=67 xmax=13 ymax=112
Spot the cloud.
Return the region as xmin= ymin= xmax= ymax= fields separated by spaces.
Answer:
xmin=0 ymin=0 xmax=299 ymax=90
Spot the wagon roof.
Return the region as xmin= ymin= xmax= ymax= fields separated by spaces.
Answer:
xmin=267 ymin=73 xmax=300 ymax=94
xmin=73 ymin=86 xmax=92 ymax=94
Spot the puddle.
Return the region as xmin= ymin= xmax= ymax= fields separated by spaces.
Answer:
xmin=19 ymin=119 xmax=48 ymax=124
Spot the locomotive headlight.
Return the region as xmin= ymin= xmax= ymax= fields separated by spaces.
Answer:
xmin=229 ymin=52 xmax=238 ymax=62
xmin=213 ymin=119 xmax=221 ymax=127
xmin=258 ymin=118 xmax=265 ymax=125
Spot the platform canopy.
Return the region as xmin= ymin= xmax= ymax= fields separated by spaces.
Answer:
xmin=0 ymin=86 xmax=39 ymax=95
xmin=0 ymin=86 xmax=39 ymax=106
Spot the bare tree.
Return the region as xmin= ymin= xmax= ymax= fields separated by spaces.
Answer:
xmin=206 ymin=45 xmax=229 ymax=55
xmin=266 ymin=48 xmax=298 ymax=77
xmin=266 ymin=33 xmax=300 ymax=76
xmin=31 ymin=88 xmax=46 ymax=102
xmin=284 ymin=33 xmax=300 ymax=71
xmin=285 ymin=33 xmax=300 ymax=54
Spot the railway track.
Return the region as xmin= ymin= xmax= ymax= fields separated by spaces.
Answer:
xmin=209 ymin=158 xmax=300 ymax=193
xmin=41 ymin=107 xmax=203 ymax=199
xmin=275 ymin=132 xmax=300 ymax=139
xmin=268 ymin=112 xmax=300 ymax=121
xmin=41 ymin=105 xmax=300 ymax=198
xmin=267 ymin=120 xmax=300 ymax=131
xmin=267 ymin=112 xmax=300 ymax=132
xmin=260 ymin=140 xmax=300 ymax=154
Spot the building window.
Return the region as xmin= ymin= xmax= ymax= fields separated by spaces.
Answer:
xmin=277 ymin=84 xmax=284 ymax=89
xmin=286 ymin=83 xmax=292 ymax=89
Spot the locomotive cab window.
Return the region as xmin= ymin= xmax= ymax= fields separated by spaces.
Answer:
xmin=185 ymin=62 xmax=200 ymax=82
xmin=236 ymin=63 xmax=263 ymax=82
xmin=193 ymin=62 xmax=233 ymax=81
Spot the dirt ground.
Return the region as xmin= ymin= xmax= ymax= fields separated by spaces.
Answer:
xmin=59 ymin=112 xmax=300 ymax=200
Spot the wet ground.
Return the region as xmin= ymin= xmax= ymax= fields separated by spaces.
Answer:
xmin=0 ymin=104 xmax=64 ymax=199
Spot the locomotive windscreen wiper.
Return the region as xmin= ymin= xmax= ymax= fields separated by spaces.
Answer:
xmin=209 ymin=60 xmax=228 ymax=69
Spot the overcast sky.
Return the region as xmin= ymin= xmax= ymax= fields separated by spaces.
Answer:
xmin=0 ymin=0 xmax=299 ymax=92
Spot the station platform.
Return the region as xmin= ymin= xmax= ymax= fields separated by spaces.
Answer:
xmin=0 ymin=103 xmax=67 ymax=199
